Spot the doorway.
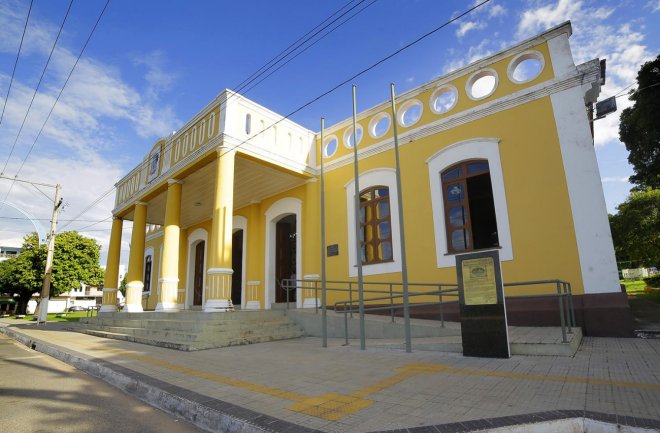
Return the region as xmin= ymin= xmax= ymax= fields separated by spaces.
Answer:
xmin=193 ymin=241 xmax=205 ymax=306
xmin=275 ymin=215 xmax=297 ymax=303
xmin=231 ymin=230 xmax=243 ymax=307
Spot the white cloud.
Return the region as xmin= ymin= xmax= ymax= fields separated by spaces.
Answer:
xmin=456 ymin=21 xmax=486 ymax=38
xmin=489 ymin=4 xmax=507 ymax=18
xmin=0 ymin=1 xmax=180 ymax=266
xmin=517 ymin=0 xmax=584 ymax=38
xmin=443 ymin=39 xmax=494 ymax=73
xmin=647 ymin=1 xmax=660 ymax=12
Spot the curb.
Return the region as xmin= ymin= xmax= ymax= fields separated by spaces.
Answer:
xmin=2 ymin=325 xmax=659 ymax=433
xmin=0 ymin=326 xmax=315 ymax=433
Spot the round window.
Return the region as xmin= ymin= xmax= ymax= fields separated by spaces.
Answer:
xmin=343 ymin=124 xmax=363 ymax=149
xmin=430 ymin=85 xmax=458 ymax=114
xmin=397 ymin=99 xmax=423 ymax=127
xmin=508 ymin=51 xmax=544 ymax=84
xmin=466 ymin=69 xmax=498 ymax=100
xmin=323 ymin=135 xmax=338 ymax=158
xmin=368 ymin=112 xmax=391 ymax=138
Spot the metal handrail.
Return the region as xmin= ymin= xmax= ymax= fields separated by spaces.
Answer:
xmin=281 ymin=277 xmax=576 ymax=347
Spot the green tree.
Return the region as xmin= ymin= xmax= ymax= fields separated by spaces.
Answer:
xmin=609 ymin=189 xmax=660 ymax=269
xmin=0 ymin=234 xmax=44 ymax=314
xmin=0 ymin=231 xmax=105 ymax=314
xmin=51 ymin=231 xmax=104 ymax=296
xmin=619 ymin=55 xmax=660 ymax=190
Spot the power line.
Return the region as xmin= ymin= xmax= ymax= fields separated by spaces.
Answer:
xmin=233 ymin=0 xmax=370 ymax=96
xmin=223 ymin=0 xmax=492 ymax=157
xmin=67 ymin=0 xmax=490 ymax=230
xmin=0 ymin=216 xmax=107 ymax=222
xmin=59 ymin=184 xmax=115 ymax=231
xmin=1 ymin=0 xmax=75 ymax=176
xmin=64 ymin=1 xmax=370 ymax=231
xmin=614 ymin=82 xmax=660 ymax=99
xmin=0 ymin=0 xmax=111 ymax=215
xmin=240 ymin=0 xmax=378 ymax=97
xmin=0 ymin=0 xmax=33 ymax=129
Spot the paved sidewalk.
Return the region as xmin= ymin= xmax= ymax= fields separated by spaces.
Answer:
xmin=1 ymin=319 xmax=660 ymax=432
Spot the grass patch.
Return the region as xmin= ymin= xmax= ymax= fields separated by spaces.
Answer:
xmin=10 ymin=311 xmax=92 ymax=322
xmin=622 ymin=280 xmax=660 ymax=304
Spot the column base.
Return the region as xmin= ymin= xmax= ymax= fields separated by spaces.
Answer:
xmin=99 ymin=304 xmax=118 ymax=313
xmin=123 ymin=303 xmax=144 ymax=313
xmin=204 ymin=299 xmax=234 ymax=312
xmin=302 ymin=298 xmax=320 ymax=309
xmin=155 ymin=302 xmax=179 ymax=312
xmin=245 ymin=300 xmax=260 ymax=310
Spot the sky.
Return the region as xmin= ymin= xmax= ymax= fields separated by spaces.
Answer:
xmin=0 ymin=0 xmax=658 ymax=269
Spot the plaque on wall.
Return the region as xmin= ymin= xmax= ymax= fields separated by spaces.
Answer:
xmin=456 ymin=250 xmax=510 ymax=358
xmin=327 ymin=244 xmax=339 ymax=257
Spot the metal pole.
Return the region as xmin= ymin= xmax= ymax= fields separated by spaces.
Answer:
xmin=320 ymin=118 xmax=328 ymax=348
xmin=439 ymin=285 xmax=445 ymax=328
xmin=37 ymin=184 xmax=62 ymax=324
xmin=390 ymin=283 xmax=395 ymax=323
xmin=556 ymin=281 xmax=567 ymax=343
xmin=351 ymin=85 xmax=366 ymax=350
xmin=567 ymin=283 xmax=576 ymax=328
xmin=563 ymin=282 xmax=572 ymax=334
xmin=390 ymin=83 xmax=412 ymax=353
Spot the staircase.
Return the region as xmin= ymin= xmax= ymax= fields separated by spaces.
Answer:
xmin=73 ymin=310 xmax=304 ymax=351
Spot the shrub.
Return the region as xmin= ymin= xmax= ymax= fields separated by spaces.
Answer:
xmin=643 ymin=274 xmax=660 ymax=288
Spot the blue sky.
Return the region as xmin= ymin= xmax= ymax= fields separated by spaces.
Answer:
xmin=0 ymin=0 xmax=658 ymax=266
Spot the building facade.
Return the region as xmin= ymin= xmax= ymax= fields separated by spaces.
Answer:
xmin=101 ymin=22 xmax=632 ymax=336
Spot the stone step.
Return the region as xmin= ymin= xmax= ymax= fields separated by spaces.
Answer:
xmin=95 ymin=310 xmax=288 ymax=322
xmin=74 ymin=309 xmax=305 ymax=351
xmin=80 ymin=317 xmax=298 ymax=332
xmin=75 ymin=324 xmax=305 ymax=351
xmin=79 ymin=321 xmax=303 ymax=342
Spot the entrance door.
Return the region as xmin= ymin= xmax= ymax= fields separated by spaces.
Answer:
xmin=275 ymin=215 xmax=296 ymax=303
xmin=231 ymin=230 xmax=243 ymax=307
xmin=193 ymin=242 xmax=205 ymax=306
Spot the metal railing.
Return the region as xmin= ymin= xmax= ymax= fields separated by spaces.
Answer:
xmin=281 ymin=277 xmax=576 ymax=347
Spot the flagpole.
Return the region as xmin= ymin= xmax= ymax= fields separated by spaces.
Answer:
xmin=390 ymin=83 xmax=412 ymax=353
xmin=320 ymin=117 xmax=328 ymax=348
xmin=352 ymin=84 xmax=366 ymax=350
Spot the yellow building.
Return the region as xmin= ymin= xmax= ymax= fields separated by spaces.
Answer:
xmin=101 ymin=22 xmax=631 ymax=337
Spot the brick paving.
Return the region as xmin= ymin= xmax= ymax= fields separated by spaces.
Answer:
xmin=1 ymin=319 xmax=659 ymax=432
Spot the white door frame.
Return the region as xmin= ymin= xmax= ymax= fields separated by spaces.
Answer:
xmin=264 ymin=197 xmax=302 ymax=309
xmin=185 ymin=228 xmax=208 ymax=309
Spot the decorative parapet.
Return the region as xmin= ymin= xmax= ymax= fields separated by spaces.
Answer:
xmin=113 ymin=90 xmax=316 ymax=213
xmin=316 ymin=21 xmax=585 ymax=172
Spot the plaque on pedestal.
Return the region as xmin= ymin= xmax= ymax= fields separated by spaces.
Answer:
xmin=456 ymin=250 xmax=510 ymax=358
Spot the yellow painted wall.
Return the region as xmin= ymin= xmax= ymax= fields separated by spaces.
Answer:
xmin=131 ymin=36 xmax=587 ymax=310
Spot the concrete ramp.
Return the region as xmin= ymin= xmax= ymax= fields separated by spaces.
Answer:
xmin=289 ymin=309 xmax=582 ymax=356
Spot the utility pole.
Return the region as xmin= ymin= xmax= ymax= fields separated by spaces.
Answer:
xmin=37 ymin=184 xmax=62 ymax=324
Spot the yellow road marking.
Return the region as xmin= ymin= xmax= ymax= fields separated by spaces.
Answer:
xmin=27 ymin=330 xmax=660 ymax=422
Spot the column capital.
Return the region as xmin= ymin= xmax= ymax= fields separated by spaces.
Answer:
xmin=167 ymin=179 xmax=183 ymax=185
xmin=216 ymin=145 xmax=233 ymax=156
xmin=135 ymin=201 xmax=148 ymax=207
xmin=306 ymin=178 xmax=319 ymax=184
xmin=112 ymin=215 xmax=123 ymax=221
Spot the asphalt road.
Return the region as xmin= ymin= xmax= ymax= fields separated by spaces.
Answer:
xmin=0 ymin=333 xmax=205 ymax=433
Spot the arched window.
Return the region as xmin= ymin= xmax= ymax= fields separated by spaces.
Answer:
xmin=441 ymin=160 xmax=499 ymax=253
xmin=359 ymin=186 xmax=392 ymax=264
xmin=144 ymin=255 xmax=152 ymax=293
